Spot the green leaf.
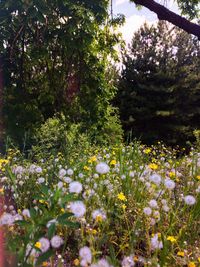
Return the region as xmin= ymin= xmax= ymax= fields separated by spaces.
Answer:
xmin=47 ymin=223 xmax=56 ymax=239
xmin=30 ymin=208 xmax=37 ymax=219
xmin=61 ymin=221 xmax=80 ymax=228
xmin=57 ymin=212 xmax=73 ymax=224
xmin=14 ymin=220 xmax=30 ymax=227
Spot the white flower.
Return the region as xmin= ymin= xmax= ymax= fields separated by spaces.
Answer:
xmin=92 ymin=209 xmax=106 ymax=221
xmin=13 ymin=166 xmax=24 ymax=174
xmin=26 ymin=244 xmax=38 ymax=257
xmin=67 ymin=168 xmax=74 ymax=176
xmin=96 ymin=162 xmax=110 ymax=174
xmin=184 ymin=195 xmax=196 ymax=205
xmin=151 ymin=234 xmax=163 ymax=250
xmin=35 ymin=166 xmax=42 ymax=173
xmin=149 ymin=174 xmax=161 ymax=185
xmin=37 ymin=177 xmax=45 ymax=184
xmin=70 ymin=201 xmax=86 ymax=217
xmin=80 ymin=259 xmax=88 ymax=267
xmin=13 ymin=214 xmax=23 ymax=221
xmin=162 ymin=205 xmax=170 ymax=212
xmin=29 ymin=164 xmax=37 ymax=173
xmin=129 ymin=171 xmax=135 ymax=177
xmin=79 ymin=246 xmax=92 ymax=263
xmin=143 ymin=207 xmax=152 ymax=216
xmin=196 ymin=186 xmax=200 ymax=193
xmin=0 ymin=213 xmax=14 ymax=225
xmin=164 ymin=179 xmax=175 ymax=190
xmin=22 ymin=209 xmax=31 ymax=218
xmin=93 ymin=173 xmax=99 ymax=179
xmin=96 ymin=258 xmax=111 ymax=267
xmin=122 ymin=255 xmax=135 ymax=267
xmin=39 ymin=237 xmax=50 ymax=253
xmin=59 ymin=169 xmax=67 ymax=177
xmin=149 ymin=199 xmax=158 ymax=208
xmin=69 ymin=181 xmax=83 ymax=194
xmin=57 ymin=181 xmax=63 ymax=189
xmin=50 ymin=235 xmax=63 ymax=248
xmin=63 ymin=177 xmax=72 ymax=183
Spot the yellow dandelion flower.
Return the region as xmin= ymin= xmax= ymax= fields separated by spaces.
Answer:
xmin=110 ymin=159 xmax=116 ymax=166
xmin=157 ymin=233 xmax=161 ymax=238
xmin=122 ymin=204 xmax=126 ymax=210
xmin=95 ymin=215 xmax=103 ymax=222
xmin=169 ymin=172 xmax=176 ymax=178
xmin=144 ymin=148 xmax=151 ymax=154
xmin=35 ymin=242 xmax=41 ymax=249
xmin=149 ymin=163 xmax=158 ymax=170
xmin=88 ymin=156 xmax=97 ymax=163
xmin=196 ymin=175 xmax=200 ymax=180
xmin=177 ymin=251 xmax=185 ymax=257
xmin=167 ymin=236 xmax=177 ymax=243
xmin=117 ymin=192 xmax=127 ymax=201
xmin=83 ymin=166 xmax=90 ymax=171
xmin=42 ymin=262 xmax=48 ymax=267
xmin=188 ymin=262 xmax=196 ymax=267
xmin=74 ymin=259 xmax=80 ymax=266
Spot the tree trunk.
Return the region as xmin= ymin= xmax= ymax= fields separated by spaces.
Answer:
xmin=133 ymin=0 xmax=200 ymax=39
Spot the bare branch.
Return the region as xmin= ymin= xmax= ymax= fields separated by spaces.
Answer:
xmin=133 ymin=0 xmax=200 ymax=39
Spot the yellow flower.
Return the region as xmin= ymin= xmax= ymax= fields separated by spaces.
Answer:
xmin=0 ymin=188 xmax=4 ymax=194
xmin=61 ymin=208 xmax=65 ymax=213
xmin=83 ymin=166 xmax=90 ymax=171
xmin=110 ymin=159 xmax=116 ymax=166
xmin=95 ymin=215 xmax=103 ymax=222
xmin=42 ymin=262 xmax=48 ymax=267
xmin=198 ymin=257 xmax=200 ymax=263
xmin=169 ymin=172 xmax=176 ymax=179
xmin=177 ymin=251 xmax=185 ymax=257
xmin=88 ymin=156 xmax=97 ymax=163
xmin=188 ymin=262 xmax=196 ymax=267
xmin=35 ymin=242 xmax=41 ymax=249
xmin=196 ymin=175 xmax=200 ymax=180
xmin=117 ymin=192 xmax=127 ymax=201
xmin=122 ymin=204 xmax=126 ymax=210
xmin=144 ymin=148 xmax=151 ymax=154
xmin=74 ymin=259 xmax=80 ymax=266
xmin=167 ymin=236 xmax=177 ymax=243
xmin=149 ymin=163 xmax=158 ymax=170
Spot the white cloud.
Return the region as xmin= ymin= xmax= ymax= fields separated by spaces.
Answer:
xmin=119 ymin=15 xmax=157 ymax=45
xmin=115 ymin=0 xmax=128 ymax=6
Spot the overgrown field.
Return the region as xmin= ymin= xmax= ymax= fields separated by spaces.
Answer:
xmin=0 ymin=143 xmax=200 ymax=267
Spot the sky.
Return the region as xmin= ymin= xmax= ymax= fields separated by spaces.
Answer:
xmin=112 ymin=0 xmax=179 ymax=44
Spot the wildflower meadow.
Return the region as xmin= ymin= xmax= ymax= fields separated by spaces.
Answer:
xmin=0 ymin=143 xmax=200 ymax=267
xmin=0 ymin=0 xmax=200 ymax=266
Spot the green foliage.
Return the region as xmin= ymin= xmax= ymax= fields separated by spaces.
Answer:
xmin=0 ymin=0 xmax=123 ymax=147
xmin=31 ymin=114 xmax=91 ymax=160
xmin=116 ymin=21 xmax=200 ymax=146
xmin=31 ymin=111 xmax=122 ymax=161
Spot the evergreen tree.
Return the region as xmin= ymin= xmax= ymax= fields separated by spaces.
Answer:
xmin=116 ymin=21 xmax=200 ymax=146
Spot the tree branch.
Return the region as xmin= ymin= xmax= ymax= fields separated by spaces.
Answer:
xmin=133 ymin=0 xmax=200 ymax=39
